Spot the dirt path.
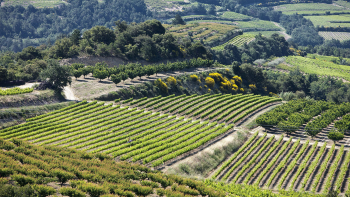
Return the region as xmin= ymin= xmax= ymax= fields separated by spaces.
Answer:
xmin=272 ymin=22 xmax=292 ymax=40
xmin=63 ymin=86 xmax=78 ymax=101
xmin=0 ymin=82 xmax=39 ymax=89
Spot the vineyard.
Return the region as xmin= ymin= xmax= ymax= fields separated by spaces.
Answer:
xmin=274 ymin=3 xmax=345 ymax=13
xmin=212 ymin=34 xmax=255 ymax=50
xmin=220 ymin=12 xmax=252 ymax=20
xmin=0 ymin=94 xmax=280 ymax=168
xmin=163 ymin=23 xmax=238 ymax=43
xmin=285 ymin=56 xmax=350 ymax=81
xmin=256 ymin=99 xmax=350 ymax=144
xmin=211 ymin=132 xmax=350 ymax=194
xmin=0 ymin=87 xmax=34 ymax=96
xmin=319 ymin=31 xmax=350 ymax=41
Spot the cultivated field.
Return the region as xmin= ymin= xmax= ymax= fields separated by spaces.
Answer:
xmin=234 ymin=20 xmax=280 ymax=31
xmin=212 ymin=34 xmax=255 ymax=50
xmin=319 ymin=31 xmax=350 ymax=41
xmin=220 ymin=12 xmax=252 ymax=20
xmin=212 ymin=132 xmax=350 ymax=194
xmin=285 ymin=56 xmax=350 ymax=81
xmin=1 ymin=0 xmax=67 ymax=7
xmin=304 ymin=15 xmax=350 ymax=28
xmin=164 ymin=23 xmax=238 ymax=42
xmin=274 ymin=3 xmax=345 ymax=13
xmin=0 ymin=94 xmax=280 ymax=168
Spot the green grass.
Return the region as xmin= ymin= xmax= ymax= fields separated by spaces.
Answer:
xmin=2 ymin=0 xmax=67 ymax=8
xmin=304 ymin=15 xmax=350 ymax=27
xmin=285 ymin=56 xmax=350 ymax=81
xmin=306 ymin=54 xmax=350 ymax=64
xmin=274 ymin=3 xmax=345 ymax=13
xmin=221 ymin=12 xmax=252 ymax=20
xmin=318 ymin=31 xmax=350 ymax=41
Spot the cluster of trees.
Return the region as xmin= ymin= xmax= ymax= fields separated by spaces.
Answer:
xmin=0 ymin=19 xmax=212 ymax=83
xmin=48 ymin=20 xmax=211 ymax=61
xmin=214 ymin=33 xmax=292 ymax=65
xmin=0 ymin=0 xmax=150 ymax=52
xmin=299 ymin=39 xmax=350 ymax=58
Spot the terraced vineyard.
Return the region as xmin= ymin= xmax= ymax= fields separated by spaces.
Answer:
xmin=212 ymin=34 xmax=255 ymax=50
xmin=0 ymin=94 xmax=280 ymax=168
xmin=212 ymin=133 xmax=350 ymax=194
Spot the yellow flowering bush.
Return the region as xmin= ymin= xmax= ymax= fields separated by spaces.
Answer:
xmin=209 ymin=73 xmax=224 ymax=82
xmin=240 ymin=88 xmax=245 ymax=92
xmin=154 ymin=79 xmax=168 ymax=92
xmin=232 ymin=84 xmax=238 ymax=91
xmin=232 ymin=76 xmax=242 ymax=85
xmin=249 ymin=84 xmax=257 ymax=91
xmin=208 ymin=88 xmax=211 ymax=92
xmin=225 ymin=68 xmax=230 ymax=72
xmin=190 ymin=75 xmax=201 ymax=83
xmin=204 ymin=85 xmax=207 ymax=88
xmin=205 ymin=77 xmax=215 ymax=88
xmin=166 ymin=76 xmax=177 ymax=86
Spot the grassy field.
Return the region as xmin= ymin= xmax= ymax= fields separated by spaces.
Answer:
xmin=274 ymin=3 xmax=345 ymax=13
xmin=0 ymin=94 xmax=280 ymax=167
xmin=1 ymin=0 xmax=67 ymax=8
xmin=304 ymin=15 xmax=350 ymax=28
xmin=319 ymin=31 xmax=350 ymax=41
xmin=220 ymin=12 xmax=252 ymax=20
xmin=285 ymin=56 xmax=350 ymax=81
xmin=144 ymin=0 xmax=187 ymax=11
xmin=212 ymin=34 xmax=255 ymax=50
xmin=164 ymin=23 xmax=238 ymax=42
xmin=306 ymin=54 xmax=350 ymax=64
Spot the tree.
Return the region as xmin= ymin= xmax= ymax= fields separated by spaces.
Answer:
xmin=83 ymin=26 xmax=116 ymax=45
xmin=70 ymin=29 xmax=81 ymax=45
xmin=73 ymin=69 xmax=83 ymax=80
xmin=328 ymin=130 xmax=344 ymax=144
xmin=119 ymin=72 xmax=129 ymax=82
xmin=172 ymin=14 xmax=186 ymax=25
xmin=126 ymin=69 xmax=137 ymax=81
xmin=145 ymin=66 xmax=155 ymax=78
xmin=111 ymin=74 xmax=121 ymax=84
xmin=0 ymin=66 xmax=7 ymax=82
xmin=93 ymin=69 xmax=108 ymax=82
xmin=136 ymin=68 xmax=145 ymax=79
xmin=207 ymin=4 xmax=216 ymax=15
xmin=82 ymin=67 xmax=91 ymax=78
xmin=40 ymin=60 xmax=72 ymax=91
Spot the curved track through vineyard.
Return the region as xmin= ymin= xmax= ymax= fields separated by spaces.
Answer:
xmin=0 ymin=93 xmax=281 ymax=168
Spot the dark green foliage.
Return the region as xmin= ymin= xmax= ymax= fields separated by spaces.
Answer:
xmin=40 ymin=60 xmax=72 ymax=91
xmin=15 ymin=47 xmax=42 ymax=61
xmin=328 ymin=131 xmax=345 ymax=143
xmin=111 ymin=74 xmax=122 ymax=84
xmin=73 ymin=69 xmax=83 ymax=80
xmin=172 ymin=14 xmax=186 ymax=25
xmin=83 ymin=26 xmax=116 ymax=45
xmin=0 ymin=0 xmax=150 ymax=52
xmin=93 ymin=69 xmax=108 ymax=82
xmin=78 ymin=183 xmax=107 ymax=197
xmin=32 ymin=185 xmax=55 ymax=197
xmin=70 ymin=29 xmax=81 ymax=46
xmin=141 ymin=180 xmax=159 ymax=188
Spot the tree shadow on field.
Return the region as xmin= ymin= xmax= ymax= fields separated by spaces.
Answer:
xmin=99 ymin=81 xmax=113 ymax=84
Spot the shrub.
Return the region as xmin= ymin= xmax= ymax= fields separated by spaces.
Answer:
xmin=249 ymin=84 xmax=257 ymax=91
xmin=156 ymin=188 xmax=165 ymax=196
xmin=154 ymin=79 xmax=168 ymax=93
xmin=32 ymin=184 xmax=55 ymax=197
xmin=0 ymin=139 xmax=15 ymax=150
xmin=141 ymin=180 xmax=159 ymax=188
xmin=232 ymin=76 xmax=242 ymax=84
xmin=128 ymin=184 xmax=153 ymax=196
xmin=328 ymin=130 xmax=344 ymax=143
xmin=167 ymin=76 xmax=177 ymax=86
xmin=0 ymin=168 xmax=12 ymax=177
xmin=205 ymin=77 xmax=215 ymax=88
xmin=60 ymin=187 xmax=86 ymax=197
xmin=190 ymin=75 xmax=200 ymax=83
xmin=11 ymin=174 xmax=35 ymax=186
xmin=209 ymin=73 xmax=223 ymax=82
